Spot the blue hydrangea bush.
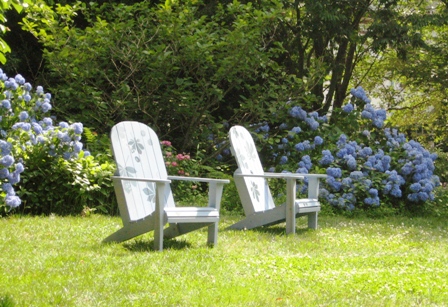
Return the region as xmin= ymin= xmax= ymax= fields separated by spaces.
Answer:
xmin=251 ymin=87 xmax=440 ymax=212
xmin=0 ymin=69 xmax=115 ymax=215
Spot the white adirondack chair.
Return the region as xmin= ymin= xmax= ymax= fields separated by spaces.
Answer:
xmin=103 ymin=121 xmax=229 ymax=251
xmin=228 ymin=125 xmax=326 ymax=234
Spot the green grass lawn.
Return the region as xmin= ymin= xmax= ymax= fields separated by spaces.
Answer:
xmin=0 ymin=214 xmax=447 ymax=307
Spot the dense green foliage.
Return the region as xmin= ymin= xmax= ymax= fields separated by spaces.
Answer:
xmin=23 ymin=1 xmax=308 ymax=155
xmin=0 ymin=0 xmax=447 ymax=215
xmin=0 ymin=0 xmax=35 ymax=64
xmin=21 ymin=0 xmax=447 ymax=150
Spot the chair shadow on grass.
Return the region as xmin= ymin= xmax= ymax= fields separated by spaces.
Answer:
xmin=123 ymin=238 xmax=192 ymax=252
xmin=246 ymin=224 xmax=312 ymax=236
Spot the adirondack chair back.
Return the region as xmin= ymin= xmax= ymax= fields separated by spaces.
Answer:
xmin=229 ymin=126 xmax=276 ymax=215
xmin=111 ymin=121 xmax=175 ymax=222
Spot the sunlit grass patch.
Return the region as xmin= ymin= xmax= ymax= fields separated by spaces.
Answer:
xmin=0 ymin=214 xmax=447 ymax=306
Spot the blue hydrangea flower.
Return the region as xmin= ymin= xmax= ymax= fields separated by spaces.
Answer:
xmin=41 ymin=102 xmax=52 ymax=113
xmin=301 ymin=155 xmax=312 ymax=170
xmin=59 ymin=122 xmax=69 ymax=129
xmin=358 ymin=146 xmax=373 ymax=158
xmin=289 ymin=106 xmax=307 ymax=120
xmin=302 ymin=140 xmax=312 ymax=150
xmin=400 ymin=162 xmax=413 ymax=176
xmin=410 ymin=182 xmax=421 ymax=192
xmin=24 ymin=82 xmax=32 ymax=91
xmin=390 ymin=186 xmax=402 ymax=198
xmin=15 ymin=74 xmax=26 ymax=85
xmin=0 ymin=168 xmax=9 ymax=179
xmin=319 ymin=150 xmax=334 ymax=166
xmin=296 ymin=167 xmax=308 ymax=174
xmin=350 ymin=171 xmax=364 ymax=180
xmin=42 ymin=117 xmax=53 ymax=127
xmin=418 ymin=192 xmax=429 ymax=201
xmin=342 ymin=103 xmax=354 ymax=113
xmin=350 ymin=86 xmax=370 ymax=103
xmin=305 ymin=117 xmax=319 ymax=130
xmin=336 ymin=148 xmax=347 ymax=159
xmin=337 ymin=134 xmax=347 ymax=147
xmin=308 ymin=111 xmax=319 ymax=118
xmin=259 ymin=124 xmax=269 ymax=132
xmin=295 ymin=143 xmax=305 ymax=152
xmin=326 ymin=167 xmax=342 ymax=178
xmin=314 ymin=136 xmax=324 ymax=146
xmin=0 ymin=155 xmax=14 ymax=167
xmin=362 ymin=130 xmax=370 ymax=137
xmin=319 ymin=188 xmax=330 ymax=198
xmin=346 ymin=155 xmax=357 ymax=170
xmin=5 ymin=195 xmax=21 ymax=208
xmin=318 ymin=115 xmax=328 ymax=123
xmin=0 ymin=140 xmax=12 ymax=155
xmin=373 ymin=118 xmax=384 ymax=128
xmin=369 ymin=188 xmax=378 ymax=197
xmin=361 ymin=110 xmax=373 ymax=119
xmin=2 ymin=99 xmax=11 ymax=109
xmin=342 ymin=177 xmax=353 ymax=189
xmin=326 ymin=176 xmax=342 ymax=191
xmin=291 ymin=126 xmax=301 ymax=134
xmin=63 ymin=152 xmax=72 ymax=160
xmin=73 ymin=141 xmax=83 ymax=153
xmin=279 ymin=155 xmax=288 ymax=165
xmin=7 ymin=171 xmax=20 ymax=184
xmin=364 ymin=196 xmax=379 ymax=206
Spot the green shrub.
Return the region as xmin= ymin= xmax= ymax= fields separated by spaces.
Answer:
xmin=237 ymin=87 xmax=440 ymax=215
xmin=0 ymin=69 xmax=116 ymax=216
xmin=26 ymin=0 xmax=308 ymax=155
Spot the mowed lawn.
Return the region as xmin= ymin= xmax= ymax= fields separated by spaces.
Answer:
xmin=0 ymin=214 xmax=447 ymax=306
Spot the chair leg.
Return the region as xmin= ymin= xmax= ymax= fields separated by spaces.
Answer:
xmin=308 ymin=212 xmax=318 ymax=229
xmin=207 ymin=222 xmax=218 ymax=246
xmin=153 ymin=205 xmax=164 ymax=251
xmin=153 ymin=224 xmax=164 ymax=251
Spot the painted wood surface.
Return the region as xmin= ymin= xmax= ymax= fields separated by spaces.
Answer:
xmin=104 ymin=121 xmax=229 ymax=251
xmin=229 ymin=125 xmax=326 ymax=233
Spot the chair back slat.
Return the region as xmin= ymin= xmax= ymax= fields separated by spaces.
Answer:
xmin=111 ymin=121 xmax=175 ymax=221
xmin=229 ymin=126 xmax=275 ymax=214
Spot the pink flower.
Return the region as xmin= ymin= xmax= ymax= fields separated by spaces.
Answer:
xmin=178 ymin=169 xmax=185 ymax=175
xmin=165 ymin=161 xmax=170 ymax=166
xmin=176 ymin=153 xmax=191 ymax=160
xmin=165 ymin=151 xmax=172 ymax=157
xmin=171 ymin=161 xmax=178 ymax=167
xmin=161 ymin=140 xmax=172 ymax=146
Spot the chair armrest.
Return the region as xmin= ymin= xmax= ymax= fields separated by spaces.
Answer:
xmin=168 ymin=176 xmax=229 ymax=210
xmin=234 ymin=172 xmax=327 ymax=180
xmin=234 ymin=171 xmax=326 ymax=200
xmin=112 ymin=176 xmax=171 ymax=184
xmin=168 ymin=175 xmax=230 ymax=184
